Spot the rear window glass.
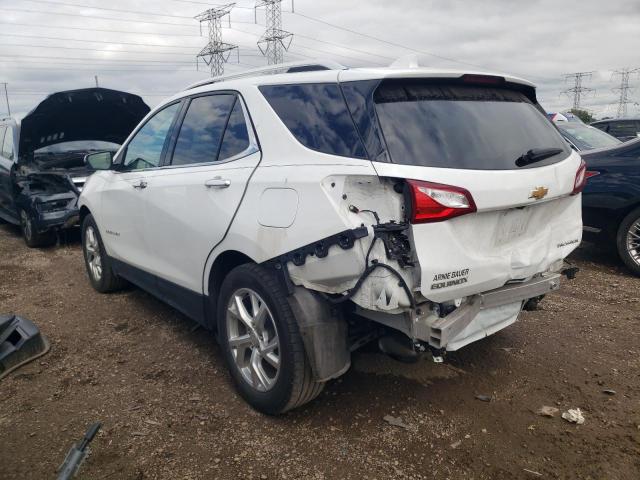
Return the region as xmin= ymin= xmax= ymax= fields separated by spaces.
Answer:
xmin=259 ymin=83 xmax=367 ymax=159
xmin=374 ymin=81 xmax=570 ymax=170
xmin=607 ymin=120 xmax=640 ymax=138
xmin=557 ymin=123 xmax=621 ymax=151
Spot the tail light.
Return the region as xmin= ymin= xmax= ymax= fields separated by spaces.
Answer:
xmin=407 ymin=179 xmax=477 ymax=224
xmin=571 ymin=159 xmax=588 ymax=195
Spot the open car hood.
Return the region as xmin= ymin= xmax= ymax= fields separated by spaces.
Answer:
xmin=19 ymin=88 xmax=150 ymax=158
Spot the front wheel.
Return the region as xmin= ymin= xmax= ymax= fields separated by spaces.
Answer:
xmin=217 ymin=264 xmax=323 ymax=414
xmin=81 ymin=214 xmax=126 ymax=292
xmin=617 ymin=207 xmax=640 ymax=277
xmin=20 ymin=209 xmax=56 ymax=248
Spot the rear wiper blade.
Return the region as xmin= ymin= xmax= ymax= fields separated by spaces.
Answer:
xmin=515 ymin=147 xmax=564 ymax=167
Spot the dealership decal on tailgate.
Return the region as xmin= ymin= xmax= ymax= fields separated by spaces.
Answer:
xmin=431 ymin=269 xmax=470 ymax=290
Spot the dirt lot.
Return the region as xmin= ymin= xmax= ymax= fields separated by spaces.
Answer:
xmin=1 ymin=222 xmax=639 ymax=480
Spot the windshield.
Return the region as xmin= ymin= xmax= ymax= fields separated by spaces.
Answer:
xmin=34 ymin=140 xmax=120 ymax=154
xmin=557 ymin=123 xmax=621 ymax=151
xmin=373 ymin=80 xmax=570 ymax=170
xmin=33 ymin=140 xmax=120 ymax=170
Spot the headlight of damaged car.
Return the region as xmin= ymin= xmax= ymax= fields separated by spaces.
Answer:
xmin=38 ymin=199 xmax=71 ymax=212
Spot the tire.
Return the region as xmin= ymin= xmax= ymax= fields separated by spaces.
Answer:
xmin=20 ymin=209 xmax=56 ymax=248
xmin=81 ymin=214 xmax=127 ymax=293
xmin=217 ymin=263 xmax=324 ymax=414
xmin=616 ymin=207 xmax=640 ymax=277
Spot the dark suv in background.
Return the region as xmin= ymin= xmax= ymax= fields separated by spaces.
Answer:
xmin=0 ymin=88 xmax=149 ymax=247
xmin=591 ymin=118 xmax=640 ymax=142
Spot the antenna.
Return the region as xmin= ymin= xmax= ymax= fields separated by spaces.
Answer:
xmin=195 ymin=4 xmax=239 ymax=77
xmin=612 ymin=67 xmax=640 ymax=118
xmin=255 ymin=0 xmax=293 ymax=65
xmin=562 ymin=71 xmax=594 ymax=110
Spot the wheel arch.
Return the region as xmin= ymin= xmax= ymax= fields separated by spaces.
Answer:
xmin=79 ymin=205 xmax=92 ymax=225
xmin=206 ymin=250 xmax=256 ymax=328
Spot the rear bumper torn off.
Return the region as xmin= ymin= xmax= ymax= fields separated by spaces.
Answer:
xmin=413 ymin=273 xmax=562 ymax=351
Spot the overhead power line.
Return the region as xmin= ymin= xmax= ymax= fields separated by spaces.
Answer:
xmin=2 ymin=42 xmax=198 ymax=56
xmin=0 ymin=7 xmax=196 ymax=27
xmin=0 ymin=32 xmax=200 ymax=49
xmin=22 ymin=0 xmax=195 ymax=19
xmin=0 ymin=20 xmax=202 ymax=37
xmin=286 ymin=10 xmax=488 ymax=69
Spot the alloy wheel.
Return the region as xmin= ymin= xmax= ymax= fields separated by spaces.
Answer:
xmin=226 ymin=288 xmax=280 ymax=392
xmin=84 ymin=226 xmax=103 ymax=281
xmin=627 ymin=219 xmax=640 ymax=266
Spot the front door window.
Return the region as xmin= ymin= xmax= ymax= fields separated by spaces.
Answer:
xmin=122 ymin=103 xmax=180 ymax=171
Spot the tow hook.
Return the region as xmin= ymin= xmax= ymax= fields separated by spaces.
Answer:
xmin=561 ymin=266 xmax=580 ymax=280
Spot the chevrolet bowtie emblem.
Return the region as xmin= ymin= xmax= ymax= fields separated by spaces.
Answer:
xmin=529 ymin=186 xmax=549 ymax=200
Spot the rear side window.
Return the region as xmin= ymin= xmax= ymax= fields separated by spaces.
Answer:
xmin=608 ymin=120 xmax=640 ymax=138
xmin=260 ymin=83 xmax=367 ymax=159
xmin=171 ymin=94 xmax=236 ymax=166
xmin=374 ymin=80 xmax=570 ymax=170
xmin=218 ymin=98 xmax=251 ymax=161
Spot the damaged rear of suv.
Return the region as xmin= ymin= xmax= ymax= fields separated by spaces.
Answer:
xmin=79 ymin=62 xmax=583 ymax=414
xmin=0 ymin=88 xmax=149 ymax=247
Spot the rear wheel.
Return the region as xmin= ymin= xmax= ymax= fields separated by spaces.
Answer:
xmin=617 ymin=207 xmax=640 ymax=277
xmin=217 ymin=264 xmax=323 ymax=414
xmin=20 ymin=209 xmax=56 ymax=248
xmin=81 ymin=214 xmax=126 ymax=292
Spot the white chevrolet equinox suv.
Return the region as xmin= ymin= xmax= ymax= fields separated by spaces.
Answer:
xmin=80 ymin=61 xmax=584 ymax=414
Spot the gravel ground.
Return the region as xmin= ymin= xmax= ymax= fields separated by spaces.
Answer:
xmin=1 ymin=222 xmax=639 ymax=480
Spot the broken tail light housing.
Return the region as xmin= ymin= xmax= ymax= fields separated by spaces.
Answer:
xmin=407 ymin=179 xmax=477 ymax=224
xmin=571 ymin=159 xmax=589 ymax=195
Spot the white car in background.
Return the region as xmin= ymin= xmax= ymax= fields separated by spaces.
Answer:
xmin=79 ymin=61 xmax=584 ymax=414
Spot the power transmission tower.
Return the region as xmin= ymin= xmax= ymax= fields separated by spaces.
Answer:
xmin=562 ymin=71 xmax=594 ymax=110
xmin=254 ymin=0 xmax=293 ymax=65
xmin=195 ymin=3 xmax=238 ymax=77
xmin=612 ymin=67 xmax=639 ymax=118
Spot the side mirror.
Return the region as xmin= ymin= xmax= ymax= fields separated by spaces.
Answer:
xmin=84 ymin=151 xmax=113 ymax=170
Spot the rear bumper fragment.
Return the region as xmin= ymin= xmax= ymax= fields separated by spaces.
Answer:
xmin=412 ymin=273 xmax=562 ymax=349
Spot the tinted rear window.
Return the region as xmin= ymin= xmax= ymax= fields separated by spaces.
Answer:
xmin=374 ymin=81 xmax=570 ymax=170
xmin=259 ymin=83 xmax=367 ymax=159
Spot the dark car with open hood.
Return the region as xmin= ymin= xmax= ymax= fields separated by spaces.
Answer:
xmin=0 ymin=88 xmax=150 ymax=247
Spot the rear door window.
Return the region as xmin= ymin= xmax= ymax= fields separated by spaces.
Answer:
xmin=374 ymin=80 xmax=570 ymax=170
xmin=170 ymin=94 xmax=236 ymax=166
xmin=260 ymin=83 xmax=367 ymax=159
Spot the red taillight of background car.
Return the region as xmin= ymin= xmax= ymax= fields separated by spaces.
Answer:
xmin=571 ymin=159 xmax=589 ymax=195
xmin=407 ymin=179 xmax=477 ymax=224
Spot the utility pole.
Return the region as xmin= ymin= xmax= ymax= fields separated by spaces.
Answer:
xmin=1 ymin=83 xmax=10 ymax=117
xmin=612 ymin=67 xmax=639 ymax=118
xmin=195 ymin=3 xmax=238 ymax=77
xmin=562 ymin=71 xmax=594 ymax=110
xmin=255 ymin=0 xmax=293 ymax=65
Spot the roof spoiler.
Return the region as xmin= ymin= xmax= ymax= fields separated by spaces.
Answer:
xmin=184 ymin=60 xmax=347 ymax=90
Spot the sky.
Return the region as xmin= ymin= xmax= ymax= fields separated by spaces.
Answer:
xmin=1 ymin=0 xmax=639 ymax=120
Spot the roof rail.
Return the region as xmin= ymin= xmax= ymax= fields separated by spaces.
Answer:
xmin=185 ymin=60 xmax=347 ymax=90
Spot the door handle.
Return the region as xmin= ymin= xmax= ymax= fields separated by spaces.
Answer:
xmin=205 ymin=178 xmax=231 ymax=189
xmin=132 ymin=180 xmax=147 ymax=189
